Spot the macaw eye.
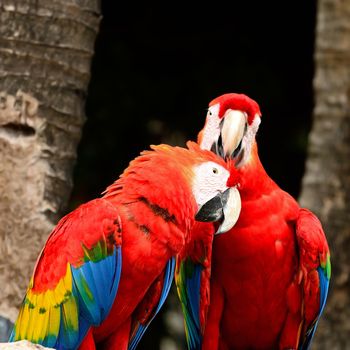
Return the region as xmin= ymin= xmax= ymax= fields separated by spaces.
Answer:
xmin=212 ymin=167 xmax=219 ymax=174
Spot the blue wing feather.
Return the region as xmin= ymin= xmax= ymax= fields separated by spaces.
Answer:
xmin=187 ymin=264 xmax=202 ymax=332
xmin=72 ymin=246 xmax=121 ymax=325
xmin=176 ymin=259 xmax=203 ymax=350
xmin=71 ymin=245 xmax=122 ymax=348
xmin=128 ymin=257 xmax=176 ymax=350
xmin=9 ymin=199 xmax=123 ymax=350
xmin=57 ymin=303 xmax=79 ymax=350
xmin=10 ymin=246 xmax=122 ymax=350
xmin=299 ymin=266 xmax=330 ymax=350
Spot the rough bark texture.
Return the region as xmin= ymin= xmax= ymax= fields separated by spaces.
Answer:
xmin=299 ymin=0 xmax=350 ymax=348
xmin=0 ymin=0 xmax=100 ymax=322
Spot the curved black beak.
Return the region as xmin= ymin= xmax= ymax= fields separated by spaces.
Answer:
xmin=195 ymin=187 xmax=241 ymax=234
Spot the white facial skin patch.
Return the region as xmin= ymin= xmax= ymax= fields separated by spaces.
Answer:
xmin=240 ymin=115 xmax=261 ymax=165
xmin=200 ymin=104 xmax=221 ymax=150
xmin=199 ymin=103 xmax=261 ymax=168
xmin=192 ymin=161 xmax=230 ymax=207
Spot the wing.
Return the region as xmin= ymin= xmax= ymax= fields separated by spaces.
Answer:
xmin=296 ymin=208 xmax=331 ymax=350
xmin=128 ymin=257 xmax=176 ymax=350
xmin=175 ymin=222 xmax=214 ymax=350
xmin=10 ymin=198 xmax=122 ymax=350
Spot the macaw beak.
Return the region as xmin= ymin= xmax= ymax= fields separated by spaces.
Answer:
xmin=211 ymin=110 xmax=247 ymax=165
xmin=195 ymin=187 xmax=241 ymax=234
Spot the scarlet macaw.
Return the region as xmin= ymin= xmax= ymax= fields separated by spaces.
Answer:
xmin=177 ymin=94 xmax=330 ymax=350
xmin=10 ymin=142 xmax=242 ymax=350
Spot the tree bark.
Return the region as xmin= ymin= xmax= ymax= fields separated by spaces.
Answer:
xmin=299 ymin=0 xmax=350 ymax=348
xmin=0 ymin=0 xmax=100 ymax=322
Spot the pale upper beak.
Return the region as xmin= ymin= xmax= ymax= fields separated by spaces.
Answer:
xmin=195 ymin=186 xmax=241 ymax=234
xmin=220 ymin=110 xmax=247 ymax=159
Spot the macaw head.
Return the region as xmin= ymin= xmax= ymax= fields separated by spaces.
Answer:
xmin=197 ymin=93 xmax=261 ymax=167
xmin=107 ymin=142 xmax=241 ymax=235
xmin=185 ymin=142 xmax=241 ymax=234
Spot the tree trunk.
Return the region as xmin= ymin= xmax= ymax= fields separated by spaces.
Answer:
xmin=0 ymin=0 xmax=100 ymax=323
xmin=299 ymin=0 xmax=350 ymax=348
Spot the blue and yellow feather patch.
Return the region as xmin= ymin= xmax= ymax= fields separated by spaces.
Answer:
xmin=10 ymin=243 xmax=121 ymax=350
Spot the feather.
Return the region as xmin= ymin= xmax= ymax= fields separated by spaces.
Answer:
xmin=299 ymin=256 xmax=330 ymax=350
xmin=10 ymin=199 xmax=123 ymax=350
xmin=175 ymin=258 xmax=202 ymax=350
xmin=128 ymin=257 xmax=176 ymax=350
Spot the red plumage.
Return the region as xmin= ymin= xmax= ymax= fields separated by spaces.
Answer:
xmin=198 ymin=94 xmax=330 ymax=350
xmin=32 ymin=199 xmax=121 ymax=293
xmin=84 ymin=144 xmax=230 ymax=349
xmin=209 ymin=93 xmax=261 ymax=124
xmin=11 ymin=142 xmax=239 ymax=350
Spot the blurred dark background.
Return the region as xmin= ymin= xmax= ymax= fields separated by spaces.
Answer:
xmin=69 ymin=2 xmax=317 ymax=349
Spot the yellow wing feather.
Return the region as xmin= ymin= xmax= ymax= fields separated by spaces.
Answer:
xmin=13 ymin=263 xmax=73 ymax=342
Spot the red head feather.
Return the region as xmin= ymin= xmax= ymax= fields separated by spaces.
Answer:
xmin=209 ymin=93 xmax=261 ymax=125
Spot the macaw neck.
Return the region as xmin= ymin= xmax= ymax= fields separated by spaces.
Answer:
xmin=238 ymin=141 xmax=278 ymax=200
xmin=179 ymin=221 xmax=215 ymax=263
